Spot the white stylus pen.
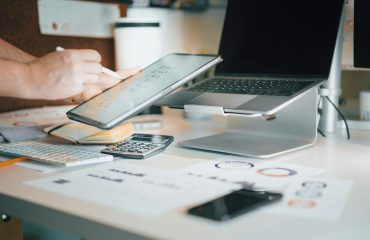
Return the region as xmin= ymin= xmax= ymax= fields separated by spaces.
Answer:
xmin=56 ymin=46 xmax=122 ymax=79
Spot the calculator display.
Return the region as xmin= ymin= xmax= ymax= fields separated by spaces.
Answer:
xmin=131 ymin=135 xmax=170 ymax=144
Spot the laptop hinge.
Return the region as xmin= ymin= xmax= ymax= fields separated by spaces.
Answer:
xmin=184 ymin=105 xmax=225 ymax=115
xmin=184 ymin=104 xmax=263 ymax=118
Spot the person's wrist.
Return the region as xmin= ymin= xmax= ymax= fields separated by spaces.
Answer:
xmin=22 ymin=54 xmax=36 ymax=63
xmin=16 ymin=62 xmax=39 ymax=99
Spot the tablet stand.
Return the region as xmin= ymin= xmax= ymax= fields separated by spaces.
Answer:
xmin=179 ymin=88 xmax=318 ymax=158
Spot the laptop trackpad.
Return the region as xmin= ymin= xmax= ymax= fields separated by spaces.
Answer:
xmin=187 ymin=93 xmax=256 ymax=108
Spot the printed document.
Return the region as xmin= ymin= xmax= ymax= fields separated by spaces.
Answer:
xmin=175 ymin=157 xmax=325 ymax=190
xmin=26 ymin=162 xmax=239 ymax=217
xmin=265 ymin=178 xmax=353 ymax=221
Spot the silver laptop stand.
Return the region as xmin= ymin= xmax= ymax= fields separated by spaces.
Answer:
xmin=318 ymin=7 xmax=344 ymax=133
xmin=179 ymin=88 xmax=318 ymax=158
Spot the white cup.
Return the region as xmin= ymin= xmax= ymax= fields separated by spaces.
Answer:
xmin=359 ymin=90 xmax=370 ymax=121
xmin=114 ymin=18 xmax=162 ymax=70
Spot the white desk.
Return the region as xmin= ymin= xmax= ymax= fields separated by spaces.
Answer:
xmin=1 ymin=110 xmax=370 ymax=240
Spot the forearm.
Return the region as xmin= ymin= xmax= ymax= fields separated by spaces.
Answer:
xmin=0 ymin=39 xmax=36 ymax=63
xmin=0 ymin=49 xmax=108 ymax=100
xmin=0 ymin=58 xmax=34 ymax=99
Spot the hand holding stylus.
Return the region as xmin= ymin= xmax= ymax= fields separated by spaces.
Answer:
xmin=19 ymin=45 xmax=140 ymax=101
xmin=56 ymin=47 xmax=122 ymax=79
xmin=25 ymin=47 xmax=104 ymax=100
xmin=56 ymin=46 xmax=141 ymax=102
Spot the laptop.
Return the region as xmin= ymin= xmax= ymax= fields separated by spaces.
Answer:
xmin=157 ymin=0 xmax=344 ymax=116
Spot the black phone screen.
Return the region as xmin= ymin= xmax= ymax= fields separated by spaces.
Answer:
xmin=187 ymin=189 xmax=282 ymax=221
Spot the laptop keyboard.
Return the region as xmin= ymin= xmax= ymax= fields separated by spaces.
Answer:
xmin=187 ymin=78 xmax=315 ymax=96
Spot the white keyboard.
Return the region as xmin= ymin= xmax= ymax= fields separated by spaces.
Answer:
xmin=0 ymin=141 xmax=113 ymax=167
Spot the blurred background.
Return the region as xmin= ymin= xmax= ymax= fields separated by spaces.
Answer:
xmin=0 ymin=0 xmax=369 ymax=121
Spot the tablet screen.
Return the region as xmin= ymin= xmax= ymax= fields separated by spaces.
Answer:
xmin=67 ymin=54 xmax=221 ymax=129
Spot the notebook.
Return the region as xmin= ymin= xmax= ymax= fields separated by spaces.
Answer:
xmin=44 ymin=122 xmax=133 ymax=144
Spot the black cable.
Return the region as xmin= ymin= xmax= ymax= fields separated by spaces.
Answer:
xmin=317 ymin=95 xmax=325 ymax=137
xmin=325 ymin=96 xmax=350 ymax=140
xmin=317 ymin=128 xmax=326 ymax=137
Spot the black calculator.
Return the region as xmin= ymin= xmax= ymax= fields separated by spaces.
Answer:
xmin=101 ymin=134 xmax=174 ymax=159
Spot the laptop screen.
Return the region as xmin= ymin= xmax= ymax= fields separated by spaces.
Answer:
xmin=216 ymin=0 xmax=344 ymax=78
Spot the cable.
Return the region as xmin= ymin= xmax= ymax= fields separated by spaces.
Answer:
xmin=316 ymin=95 xmax=326 ymax=137
xmin=317 ymin=128 xmax=326 ymax=137
xmin=325 ymin=96 xmax=350 ymax=140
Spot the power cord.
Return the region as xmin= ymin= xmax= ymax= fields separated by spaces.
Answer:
xmin=317 ymin=128 xmax=326 ymax=138
xmin=325 ymin=96 xmax=351 ymax=140
xmin=317 ymin=95 xmax=326 ymax=137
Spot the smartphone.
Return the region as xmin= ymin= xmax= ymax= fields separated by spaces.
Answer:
xmin=187 ymin=189 xmax=282 ymax=221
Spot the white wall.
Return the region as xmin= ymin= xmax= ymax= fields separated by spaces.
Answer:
xmin=342 ymin=0 xmax=355 ymax=69
xmin=126 ymin=7 xmax=226 ymax=56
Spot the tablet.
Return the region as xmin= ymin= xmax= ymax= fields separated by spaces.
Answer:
xmin=67 ymin=53 xmax=222 ymax=129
